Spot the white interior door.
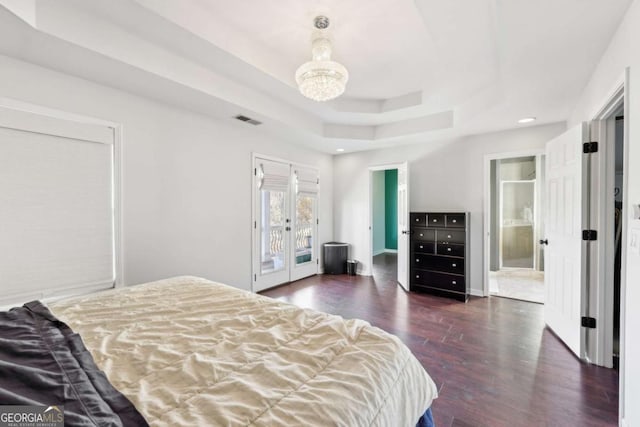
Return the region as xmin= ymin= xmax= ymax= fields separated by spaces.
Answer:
xmin=397 ymin=162 xmax=410 ymax=291
xmin=544 ymin=124 xmax=587 ymax=357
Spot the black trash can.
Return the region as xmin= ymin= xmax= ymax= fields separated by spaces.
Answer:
xmin=346 ymin=259 xmax=358 ymax=276
xmin=323 ymin=242 xmax=348 ymax=274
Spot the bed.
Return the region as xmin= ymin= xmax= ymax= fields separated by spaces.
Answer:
xmin=3 ymin=276 xmax=438 ymax=426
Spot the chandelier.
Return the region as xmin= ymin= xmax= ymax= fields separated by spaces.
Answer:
xmin=295 ymin=16 xmax=349 ymax=102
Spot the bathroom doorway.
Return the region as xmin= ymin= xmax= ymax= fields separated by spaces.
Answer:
xmin=486 ymin=153 xmax=545 ymax=303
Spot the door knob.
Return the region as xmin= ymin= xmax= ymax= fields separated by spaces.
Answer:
xmin=539 ymin=239 xmax=548 ymax=245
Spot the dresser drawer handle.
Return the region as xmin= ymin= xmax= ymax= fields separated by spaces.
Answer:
xmin=416 ymin=259 xmax=420 ymax=262
xmin=419 ymin=233 xmax=424 ymax=237
xmin=452 ymin=219 xmax=457 ymax=223
xmin=452 ymin=280 xmax=457 ymax=285
xmin=432 ymin=219 xmax=438 ymax=222
xmin=420 ymin=245 xmax=424 ymax=249
xmin=447 ymin=247 xmax=452 ymax=252
xmin=416 ymin=275 xmax=420 ymax=279
xmin=447 ymin=234 xmax=452 ymax=239
xmin=452 ymin=263 xmax=457 ymax=267
xmin=415 ymin=218 xmax=420 ymax=222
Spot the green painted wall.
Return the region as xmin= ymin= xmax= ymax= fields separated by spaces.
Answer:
xmin=385 ymin=169 xmax=398 ymax=250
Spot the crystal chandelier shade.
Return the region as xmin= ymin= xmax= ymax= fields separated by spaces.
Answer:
xmin=295 ymin=17 xmax=349 ymax=102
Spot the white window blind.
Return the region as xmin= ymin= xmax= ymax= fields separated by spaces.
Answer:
xmin=0 ymin=108 xmax=115 ymax=306
xmin=295 ymin=167 xmax=319 ymax=195
xmin=258 ymin=159 xmax=290 ymax=192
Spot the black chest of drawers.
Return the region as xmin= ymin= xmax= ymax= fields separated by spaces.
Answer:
xmin=410 ymin=212 xmax=470 ymax=302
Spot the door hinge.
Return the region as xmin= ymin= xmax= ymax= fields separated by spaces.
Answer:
xmin=254 ymin=274 xmax=257 ymax=281
xmin=254 ymin=221 xmax=257 ymax=229
xmin=581 ymin=316 xmax=596 ymax=329
xmin=254 ymin=168 xmax=257 ymax=176
xmin=583 ymin=141 xmax=598 ymax=153
xmin=316 ymin=258 xmax=319 ymax=265
xmin=317 ymin=178 xmax=320 ymax=184
xmin=317 ymin=218 xmax=319 ymax=225
xmin=582 ymin=230 xmax=597 ymax=241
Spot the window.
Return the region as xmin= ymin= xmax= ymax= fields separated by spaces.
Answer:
xmin=0 ymin=107 xmax=118 ymax=306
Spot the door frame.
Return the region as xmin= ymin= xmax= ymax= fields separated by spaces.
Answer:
xmin=367 ymin=163 xmax=406 ymax=277
xmin=251 ymin=152 xmax=319 ymax=292
xmin=587 ymin=71 xmax=629 ymax=424
xmin=587 ymin=74 xmax=628 ymax=370
xmin=482 ymin=149 xmax=545 ymax=297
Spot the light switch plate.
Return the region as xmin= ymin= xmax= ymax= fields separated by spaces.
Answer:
xmin=630 ymin=228 xmax=640 ymax=255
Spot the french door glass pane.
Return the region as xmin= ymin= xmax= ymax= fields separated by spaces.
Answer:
xmin=260 ymin=190 xmax=286 ymax=274
xmin=295 ymin=194 xmax=314 ymax=265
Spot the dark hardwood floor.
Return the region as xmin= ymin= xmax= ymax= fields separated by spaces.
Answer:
xmin=372 ymin=252 xmax=398 ymax=283
xmin=261 ymin=267 xmax=619 ymax=427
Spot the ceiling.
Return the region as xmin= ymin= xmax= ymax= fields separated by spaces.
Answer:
xmin=0 ymin=0 xmax=633 ymax=153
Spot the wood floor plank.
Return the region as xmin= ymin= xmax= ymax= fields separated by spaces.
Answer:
xmin=261 ymin=269 xmax=618 ymax=427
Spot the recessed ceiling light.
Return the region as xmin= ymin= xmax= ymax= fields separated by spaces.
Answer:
xmin=518 ymin=117 xmax=536 ymax=124
xmin=336 ymin=148 xmax=345 ymax=152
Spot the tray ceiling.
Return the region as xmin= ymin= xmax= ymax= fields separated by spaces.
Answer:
xmin=0 ymin=0 xmax=632 ymax=153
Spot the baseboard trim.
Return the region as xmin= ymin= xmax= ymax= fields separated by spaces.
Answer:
xmin=470 ymin=289 xmax=487 ymax=297
xmin=373 ymin=249 xmax=398 ymax=256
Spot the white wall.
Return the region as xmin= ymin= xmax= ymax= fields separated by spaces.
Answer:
xmin=333 ymin=123 xmax=566 ymax=293
xmin=372 ymin=170 xmax=386 ymax=255
xmin=567 ymin=0 xmax=640 ymax=424
xmin=0 ymin=54 xmax=333 ymax=291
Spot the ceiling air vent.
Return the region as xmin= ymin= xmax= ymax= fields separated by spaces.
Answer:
xmin=234 ymin=115 xmax=262 ymax=126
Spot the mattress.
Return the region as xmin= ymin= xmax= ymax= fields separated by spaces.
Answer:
xmin=49 ymin=276 xmax=437 ymax=426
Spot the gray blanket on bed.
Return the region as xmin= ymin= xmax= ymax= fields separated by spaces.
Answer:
xmin=0 ymin=301 xmax=148 ymax=426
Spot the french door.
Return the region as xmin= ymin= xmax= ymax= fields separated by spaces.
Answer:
xmin=253 ymin=156 xmax=319 ymax=292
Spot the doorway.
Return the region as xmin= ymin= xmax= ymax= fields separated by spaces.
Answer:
xmin=252 ymin=155 xmax=319 ymax=292
xmin=485 ymin=153 xmax=545 ymax=303
xmin=371 ymin=169 xmax=398 ymax=283
xmin=586 ymin=83 xmax=627 ymax=370
xmin=592 ymin=93 xmax=626 ymax=369
xmin=368 ymin=162 xmax=410 ymax=291
xmin=612 ymin=114 xmax=624 ymax=368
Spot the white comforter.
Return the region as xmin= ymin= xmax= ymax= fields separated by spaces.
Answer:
xmin=49 ymin=276 xmax=437 ymax=426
